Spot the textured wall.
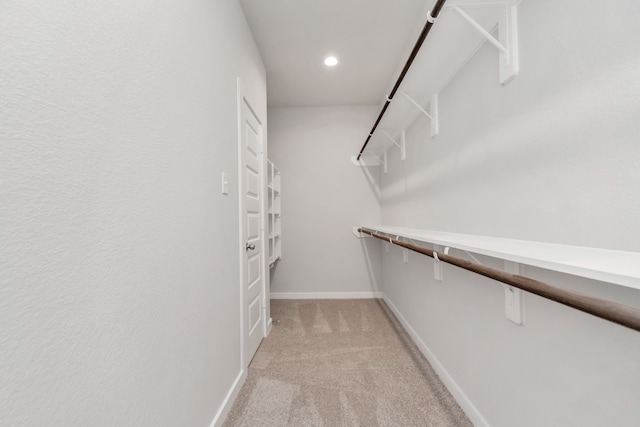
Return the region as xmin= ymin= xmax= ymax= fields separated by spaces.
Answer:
xmin=267 ymin=106 xmax=382 ymax=297
xmin=0 ymin=1 xmax=265 ymax=425
xmin=380 ymin=0 xmax=640 ymax=426
xmin=382 ymin=1 xmax=640 ymax=251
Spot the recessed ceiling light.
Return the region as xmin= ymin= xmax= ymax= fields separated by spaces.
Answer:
xmin=324 ymin=56 xmax=338 ymax=67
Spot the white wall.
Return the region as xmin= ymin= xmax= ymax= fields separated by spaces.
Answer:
xmin=380 ymin=0 xmax=640 ymax=426
xmin=0 ymin=1 xmax=265 ymax=426
xmin=267 ymin=106 xmax=382 ymax=297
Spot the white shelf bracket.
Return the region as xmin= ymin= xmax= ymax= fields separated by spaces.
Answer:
xmin=385 ymin=234 xmax=411 ymax=263
xmin=446 ymin=246 xmax=485 ymax=266
xmin=380 ymin=129 xmax=406 ymax=161
xmin=464 ymin=250 xmax=483 ymax=266
xmin=401 ymin=92 xmax=439 ymax=138
xmin=503 ymin=260 xmax=525 ymax=325
xmin=402 ymin=91 xmax=431 ymax=120
xmin=351 ymin=152 xmax=387 ymax=173
xmin=351 ymin=154 xmax=380 ymax=167
xmin=397 ymin=236 xmax=409 ymax=263
xmin=450 ymin=4 xmax=519 ymax=84
xmin=433 ymin=245 xmax=449 ymax=282
xmin=430 ymin=94 xmax=439 ymax=137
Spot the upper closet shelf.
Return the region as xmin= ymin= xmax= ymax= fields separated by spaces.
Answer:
xmin=353 ymin=0 xmax=520 ymax=167
xmin=356 ymin=225 xmax=640 ymax=291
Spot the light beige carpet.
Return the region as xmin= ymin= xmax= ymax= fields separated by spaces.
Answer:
xmin=223 ymin=299 xmax=472 ymax=426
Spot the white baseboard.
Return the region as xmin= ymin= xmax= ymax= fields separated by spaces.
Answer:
xmin=270 ymin=291 xmax=384 ymax=300
xmin=382 ymin=295 xmax=490 ymax=427
xmin=209 ymin=369 xmax=247 ymax=427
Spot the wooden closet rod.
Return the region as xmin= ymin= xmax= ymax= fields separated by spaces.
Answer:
xmin=356 ymin=0 xmax=448 ymax=161
xmin=358 ymin=228 xmax=640 ymax=333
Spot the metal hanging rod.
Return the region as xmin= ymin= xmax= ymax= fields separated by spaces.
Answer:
xmin=358 ymin=228 xmax=640 ymax=333
xmin=356 ymin=0 xmax=448 ymax=161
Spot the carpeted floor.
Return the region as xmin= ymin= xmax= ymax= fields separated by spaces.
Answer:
xmin=223 ymin=299 xmax=472 ymax=426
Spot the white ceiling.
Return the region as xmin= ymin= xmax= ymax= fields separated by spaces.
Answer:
xmin=239 ymin=0 xmax=432 ymax=107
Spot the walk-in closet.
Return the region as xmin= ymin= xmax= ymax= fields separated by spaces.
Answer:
xmin=2 ymin=0 xmax=639 ymax=426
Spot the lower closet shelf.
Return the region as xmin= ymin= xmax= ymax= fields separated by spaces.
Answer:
xmin=357 ymin=225 xmax=640 ymax=290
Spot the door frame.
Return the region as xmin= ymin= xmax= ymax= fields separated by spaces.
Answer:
xmin=236 ymin=78 xmax=269 ymax=369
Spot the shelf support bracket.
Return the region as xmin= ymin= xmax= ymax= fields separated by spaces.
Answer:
xmin=396 ymin=236 xmax=409 ymax=263
xmin=433 ymin=245 xmax=450 ymax=282
xmin=451 ymin=5 xmax=507 ymax=53
xmin=401 ymin=92 xmax=439 ymax=137
xmin=380 ymin=129 xmax=406 ymax=161
xmin=464 ymin=250 xmax=483 ymax=266
xmin=351 ymin=154 xmax=380 ymax=167
xmin=351 ymin=151 xmax=387 ymax=173
xmin=449 ymin=4 xmax=519 ymax=84
xmin=503 ymin=260 xmax=525 ymax=325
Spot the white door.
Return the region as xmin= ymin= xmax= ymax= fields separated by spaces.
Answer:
xmin=239 ymin=93 xmax=265 ymax=365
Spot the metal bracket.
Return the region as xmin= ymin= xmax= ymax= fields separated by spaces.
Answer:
xmin=351 ymin=152 xmax=387 ymax=173
xmin=445 ymin=246 xmax=483 ymax=265
xmin=351 ymin=154 xmax=380 ymax=168
xmin=433 ymin=245 xmax=449 ymax=282
xmin=464 ymin=250 xmax=483 ymax=266
xmin=503 ymin=260 xmax=525 ymax=325
xmin=389 ymin=235 xmax=409 ymax=262
xmin=450 ymin=3 xmax=519 ymax=84
xmin=401 ymin=92 xmax=439 ymax=137
xmin=380 ymin=129 xmax=406 ymax=161
xmin=351 ymin=155 xmax=380 ymax=167
xmin=379 ymin=232 xmax=393 ymax=252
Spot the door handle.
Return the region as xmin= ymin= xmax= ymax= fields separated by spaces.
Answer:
xmin=246 ymin=242 xmax=256 ymax=251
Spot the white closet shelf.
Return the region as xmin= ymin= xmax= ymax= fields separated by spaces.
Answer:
xmin=359 ymin=225 xmax=640 ymax=291
xmin=360 ymin=0 xmax=520 ymax=159
xmin=267 ymin=160 xmax=282 ymax=267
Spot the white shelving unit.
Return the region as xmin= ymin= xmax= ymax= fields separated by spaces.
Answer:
xmin=356 ymin=225 xmax=640 ymax=290
xmin=267 ymin=160 xmax=282 ymax=267
xmin=352 ymin=0 xmax=521 ymax=169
